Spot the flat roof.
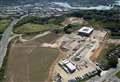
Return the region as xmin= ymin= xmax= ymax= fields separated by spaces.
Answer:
xmin=62 ymin=59 xmax=69 ymax=64
xmin=78 ymin=26 xmax=94 ymax=34
xmin=66 ymin=62 xmax=76 ymax=71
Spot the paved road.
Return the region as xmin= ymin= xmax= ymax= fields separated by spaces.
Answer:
xmin=0 ymin=15 xmax=28 ymax=68
xmin=97 ymin=68 xmax=120 ymax=82
xmin=99 ymin=60 xmax=120 ymax=82
xmin=87 ymin=60 xmax=120 ymax=82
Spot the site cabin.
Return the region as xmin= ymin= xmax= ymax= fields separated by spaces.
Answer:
xmin=58 ymin=60 xmax=76 ymax=73
xmin=78 ymin=26 xmax=94 ymax=37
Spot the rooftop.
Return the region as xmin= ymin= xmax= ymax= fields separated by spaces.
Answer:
xmin=78 ymin=26 xmax=94 ymax=34
xmin=66 ymin=62 xmax=76 ymax=71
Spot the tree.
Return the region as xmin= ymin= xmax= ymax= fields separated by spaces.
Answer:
xmin=64 ymin=24 xmax=72 ymax=34
xmin=53 ymin=28 xmax=63 ymax=34
xmin=108 ymin=56 xmax=118 ymax=68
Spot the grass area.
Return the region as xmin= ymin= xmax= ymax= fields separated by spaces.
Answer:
xmin=115 ymin=71 xmax=120 ymax=78
xmin=14 ymin=23 xmax=58 ymax=34
xmin=88 ymin=19 xmax=103 ymax=29
xmin=14 ymin=15 xmax=66 ymax=34
xmin=63 ymin=23 xmax=81 ymax=34
xmin=0 ymin=19 xmax=10 ymax=33
xmin=70 ymin=23 xmax=82 ymax=30
xmin=48 ymin=16 xmax=66 ymax=25
xmin=110 ymin=36 xmax=120 ymax=39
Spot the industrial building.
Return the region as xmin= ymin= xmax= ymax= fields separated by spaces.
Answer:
xmin=78 ymin=27 xmax=94 ymax=36
xmin=58 ymin=60 xmax=76 ymax=73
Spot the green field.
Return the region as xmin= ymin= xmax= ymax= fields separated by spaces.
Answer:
xmin=14 ymin=23 xmax=58 ymax=34
xmin=115 ymin=71 xmax=120 ymax=78
xmin=0 ymin=19 xmax=10 ymax=33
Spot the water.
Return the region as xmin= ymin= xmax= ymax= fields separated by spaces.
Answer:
xmin=52 ymin=2 xmax=113 ymax=10
xmin=115 ymin=0 xmax=120 ymax=5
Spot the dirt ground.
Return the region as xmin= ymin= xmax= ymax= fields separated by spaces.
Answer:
xmin=46 ymin=50 xmax=69 ymax=82
xmin=90 ymin=44 xmax=104 ymax=62
xmin=61 ymin=17 xmax=88 ymax=26
xmin=5 ymin=33 xmax=61 ymax=82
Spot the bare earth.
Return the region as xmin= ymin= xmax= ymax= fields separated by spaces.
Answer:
xmin=5 ymin=33 xmax=61 ymax=82
xmin=90 ymin=44 xmax=104 ymax=62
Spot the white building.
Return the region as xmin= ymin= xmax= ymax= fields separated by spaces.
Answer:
xmin=78 ymin=27 xmax=94 ymax=36
xmin=59 ymin=60 xmax=76 ymax=73
xmin=65 ymin=62 xmax=76 ymax=73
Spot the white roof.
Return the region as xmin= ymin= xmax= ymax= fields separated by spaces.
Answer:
xmin=62 ymin=59 xmax=69 ymax=64
xmin=78 ymin=26 xmax=94 ymax=34
xmin=100 ymin=71 xmax=108 ymax=76
xmin=66 ymin=62 xmax=76 ymax=71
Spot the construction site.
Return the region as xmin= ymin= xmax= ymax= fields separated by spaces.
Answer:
xmin=4 ymin=17 xmax=108 ymax=82
xmin=52 ymin=25 xmax=108 ymax=82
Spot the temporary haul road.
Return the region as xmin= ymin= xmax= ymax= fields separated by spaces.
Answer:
xmin=0 ymin=15 xmax=28 ymax=68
